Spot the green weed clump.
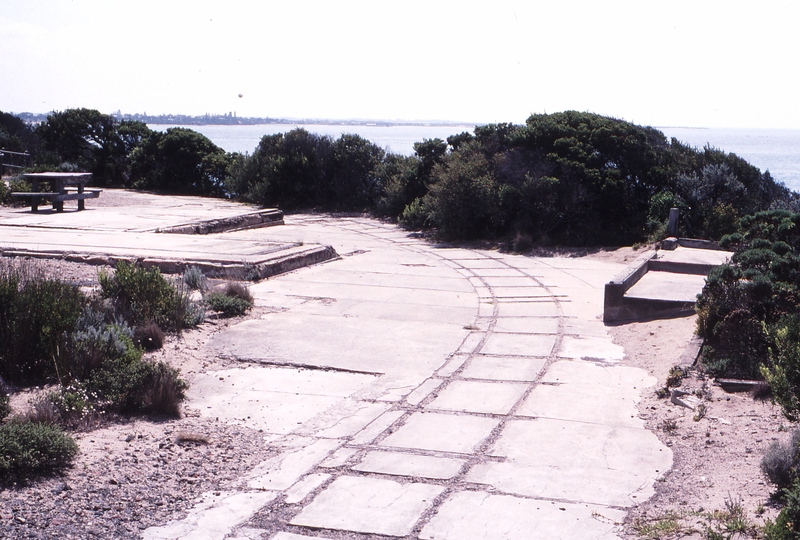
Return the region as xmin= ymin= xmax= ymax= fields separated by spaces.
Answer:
xmin=134 ymin=322 xmax=165 ymax=351
xmin=205 ymin=293 xmax=252 ymax=317
xmin=0 ymin=419 xmax=78 ymax=478
xmin=182 ymin=265 xmax=207 ymax=291
xmin=205 ymin=281 xmax=254 ymax=317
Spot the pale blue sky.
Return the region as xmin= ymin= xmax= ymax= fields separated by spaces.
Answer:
xmin=1 ymin=0 xmax=798 ymax=128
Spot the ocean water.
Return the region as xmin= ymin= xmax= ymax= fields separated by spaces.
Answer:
xmin=149 ymin=123 xmax=800 ymax=193
xmin=660 ymin=127 xmax=800 ymax=193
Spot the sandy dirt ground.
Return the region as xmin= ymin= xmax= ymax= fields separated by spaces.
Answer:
xmin=0 ymin=246 xmax=789 ymax=539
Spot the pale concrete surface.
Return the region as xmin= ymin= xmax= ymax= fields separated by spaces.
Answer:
xmin=0 ymin=192 xmax=673 ymax=539
xmin=626 ymin=270 xmax=708 ymax=302
xmin=656 ymin=245 xmax=731 ymax=267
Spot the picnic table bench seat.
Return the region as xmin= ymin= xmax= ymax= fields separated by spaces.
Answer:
xmin=10 ymin=172 xmax=100 ymax=212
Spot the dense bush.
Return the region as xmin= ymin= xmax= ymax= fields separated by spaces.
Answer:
xmin=99 ymin=261 xmax=200 ymax=331
xmin=762 ymin=428 xmax=800 ymax=490
xmin=130 ymin=127 xmax=230 ymax=196
xmin=0 ymin=260 xmax=85 ymax=385
xmin=0 ymin=376 xmax=9 ymax=422
xmin=409 ymin=113 xmax=794 ymax=245
xmin=764 ymin=479 xmax=800 ymax=539
xmin=696 ymin=210 xmax=800 ymax=418
xmin=0 ymin=420 xmax=78 ymax=477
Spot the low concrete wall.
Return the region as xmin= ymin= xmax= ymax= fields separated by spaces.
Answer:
xmin=603 ymin=250 xmax=657 ymax=322
xmin=155 ymin=209 xmax=284 ymax=235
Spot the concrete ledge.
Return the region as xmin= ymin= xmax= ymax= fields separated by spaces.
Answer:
xmin=603 ymin=250 xmax=657 ymax=322
xmin=661 ymin=237 xmax=721 ymax=251
xmin=647 ymin=259 xmax=719 ymax=275
xmin=0 ymin=244 xmax=338 ymax=280
xmin=155 ymin=209 xmax=284 ymax=235
xmin=604 ymin=296 xmax=696 ymax=323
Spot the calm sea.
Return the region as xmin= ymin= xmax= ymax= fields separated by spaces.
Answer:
xmin=149 ymin=123 xmax=800 ymax=193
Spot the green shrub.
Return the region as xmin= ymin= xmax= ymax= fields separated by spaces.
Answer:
xmin=0 ymin=376 xmax=9 ymax=422
xmin=69 ymin=308 xmax=134 ymax=380
xmin=0 ymin=420 xmax=77 ymax=477
xmin=141 ymin=361 xmax=186 ymax=417
xmin=223 ymin=281 xmax=253 ymax=304
xmin=27 ymin=385 xmax=96 ymax=428
xmin=134 ymin=322 xmax=165 ymax=351
xmin=399 ymin=197 xmax=429 ymax=230
xmin=183 ymin=265 xmax=207 ymax=291
xmin=762 ymin=428 xmax=800 ymax=490
xmin=205 ymin=292 xmax=253 ymax=317
xmin=765 ymin=479 xmax=800 ymax=539
xmin=696 ymin=211 xmax=800 ymax=391
xmin=99 ymin=261 xmax=199 ymax=331
xmin=81 ymin=329 xmax=185 ymax=416
xmin=0 ymin=260 xmax=84 ymax=385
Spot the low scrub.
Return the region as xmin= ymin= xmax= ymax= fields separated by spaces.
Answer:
xmin=99 ymin=261 xmax=201 ymax=331
xmin=0 ymin=376 xmax=9 ymax=422
xmin=0 ymin=419 xmax=78 ymax=478
xmin=697 ymin=211 xmax=800 ymax=419
xmin=764 ymin=479 xmax=800 ymax=539
xmin=134 ymin=322 xmax=165 ymax=351
xmin=0 ymin=259 xmax=84 ymax=385
xmin=205 ymin=292 xmax=252 ymax=317
xmin=182 ymin=265 xmax=207 ymax=291
xmin=205 ymin=281 xmax=254 ymax=317
xmin=762 ymin=428 xmax=800 ymax=491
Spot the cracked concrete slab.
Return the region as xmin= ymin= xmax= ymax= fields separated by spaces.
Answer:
xmin=380 ymin=412 xmax=499 ymax=454
xmin=426 ymin=380 xmax=529 ymax=415
xmin=289 ymin=475 xmax=443 ymax=536
xmin=420 ymin=490 xmax=626 ymax=540
xmin=8 ymin=195 xmax=673 ymax=539
xmin=460 ymin=355 xmax=546 ymax=382
xmin=480 ymin=332 xmax=557 ymax=357
xmin=353 ymin=450 xmax=464 ymax=479
xmin=142 ymin=491 xmax=276 ymax=540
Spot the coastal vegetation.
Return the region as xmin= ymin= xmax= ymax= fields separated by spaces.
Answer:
xmin=0 ymin=260 xmax=203 ymax=479
xmin=3 ymin=108 xmax=795 ymax=245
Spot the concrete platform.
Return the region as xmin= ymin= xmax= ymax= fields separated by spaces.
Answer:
xmin=604 ymin=244 xmax=732 ymax=322
xmin=0 ymin=191 xmax=675 ymax=539
xmin=0 ymin=189 xmax=336 ymax=278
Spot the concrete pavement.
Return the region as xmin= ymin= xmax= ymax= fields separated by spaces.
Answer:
xmin=0 ymin=193 xmax=673 ymax=539
xmin=147 ymin=216 xmax=671 ymax=540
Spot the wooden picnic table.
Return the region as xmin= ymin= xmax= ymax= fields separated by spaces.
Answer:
xmin=12 ymin=172 xmax=101 ymax=212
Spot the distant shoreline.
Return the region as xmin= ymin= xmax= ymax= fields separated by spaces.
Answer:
xmin=11 ymin=111 xmax=476 ymax=128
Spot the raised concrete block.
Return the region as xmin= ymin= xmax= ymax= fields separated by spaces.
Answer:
xmin=290 ymin=476 xmax=443 ymax=536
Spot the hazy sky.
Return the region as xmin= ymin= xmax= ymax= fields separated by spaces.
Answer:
xmin=2 ymin=1 xmax=798 ymax=128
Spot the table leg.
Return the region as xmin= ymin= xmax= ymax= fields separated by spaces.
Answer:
xmin=78 ymin=182 xmax=85 ymax=211
xmin=54 ymin=178 xmax=65 ymax=212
